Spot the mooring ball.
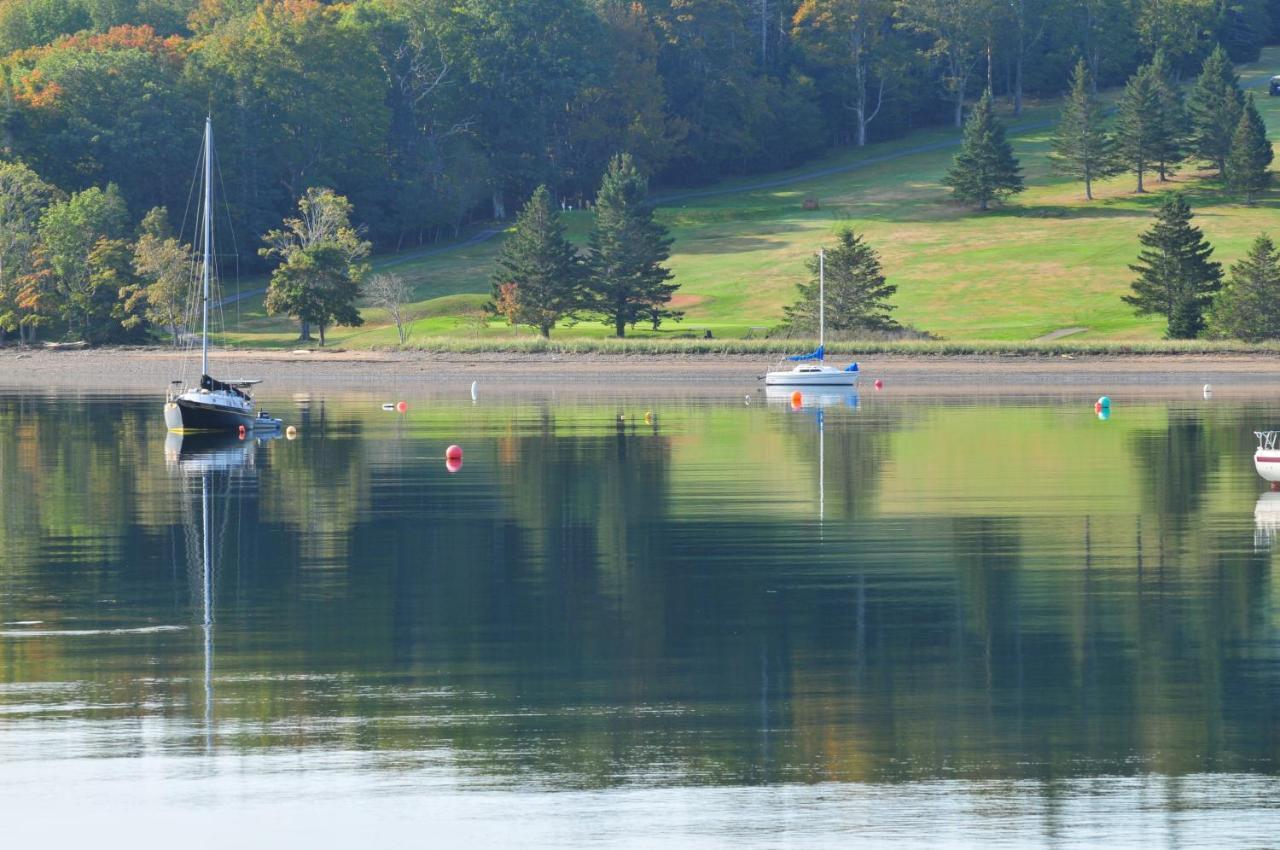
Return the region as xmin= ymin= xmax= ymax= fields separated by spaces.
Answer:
xmin=396 ymin=401 xmax=408 ymax=413
xmin=285 ymin=425 xmax=297 ymax=439
xmin=874 ymin=379 xmax=883 ymax=390
xmin=445 ymin=444 xmax=463 ymax=461
xmin=445 ymin=456 xmax=463 ymax=473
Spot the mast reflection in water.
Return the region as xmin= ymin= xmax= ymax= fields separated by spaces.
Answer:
xmin=165 ymin=432 xmax=273 ymax=750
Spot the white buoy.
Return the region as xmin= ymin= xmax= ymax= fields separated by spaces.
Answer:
xmin=470 ymin=380 xmax=478 ymax=401
xmin=1203 ymin=383 xmax=1213 ymax=399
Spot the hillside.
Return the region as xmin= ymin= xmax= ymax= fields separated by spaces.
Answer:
xmin=219 ymin=48 xmax=1280 ymax=348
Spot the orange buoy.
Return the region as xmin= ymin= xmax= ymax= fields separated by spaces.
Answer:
xmin=790 ymin=390 xmax=802 ymax=408
xmin=445 ymin=444 xmax=463 ymax=461
xmin=396 ymin=400 xmax=408 ymax=413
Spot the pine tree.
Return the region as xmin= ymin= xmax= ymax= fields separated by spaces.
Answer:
xmin=1123 ymin=193 xmax=1222 ymax=339
xmin=1188 ymin=45 xmax=1244 ymax=175
xmin=1148 ymin=51 xmax=1188 ymax=182
xmin=1225 ymin=92 xmax=1273 ymax=203
xmin=942 ymin=90 xmax=1024 ymax=211
xmin=783 ymin=228 xmax=899 ymax=333
xmin=489 ymin=185 xmax=582 ymax=337
xmin=1208 ymin=234 xmax=1280 ymax=340
xmin=1114 ymin=64 xmax=1161 ymax=193
xmin=585 ymin=153 xmax=678 ymax=338
xmin=1050 ymin=59 xmax=1117 ymax=200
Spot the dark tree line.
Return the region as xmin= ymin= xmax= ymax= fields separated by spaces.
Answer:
xmin=0 ymin=0 xmax=1277 ymax=343
xmin=0 ymin=0 xmax=1275 ymax=257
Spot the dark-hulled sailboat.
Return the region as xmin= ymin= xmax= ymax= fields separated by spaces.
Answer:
xmin=165 ymin=118 xmax=279 ymax=434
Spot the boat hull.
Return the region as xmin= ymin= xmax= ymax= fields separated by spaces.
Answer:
xmin=165 ymin=397 xmax=257 ymax=433
xmin=1257 ymin=451 xmax=1280 ymax=482
xmin=764 ymin=371 xmax=859 ymax=386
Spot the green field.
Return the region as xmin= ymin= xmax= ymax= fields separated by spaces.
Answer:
xmin=218 ymin=49 xmax=1280 ymax=349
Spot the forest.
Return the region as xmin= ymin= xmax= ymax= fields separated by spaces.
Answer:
xmin=0 ymin=0 xmax=1277 ymax=343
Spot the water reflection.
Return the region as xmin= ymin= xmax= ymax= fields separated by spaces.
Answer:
xmin=165 ymin=431 xmax=276 ymax=752
xmin=2 ymin=391 xmax=1280 ymax=842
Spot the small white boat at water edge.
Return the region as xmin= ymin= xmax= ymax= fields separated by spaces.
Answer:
xmin=1254 ymin=431 xmax=1280 ymax=484
xmin=764 ymin=248 xmax=859 ymax=387
xmin=764 ymin=357 xmax=860 ymax=386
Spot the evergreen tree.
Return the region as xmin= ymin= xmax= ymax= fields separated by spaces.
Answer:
xmin=585 ymin=153 xmax=678 ymax=338
xmin=1188 ymin=45 xmax=1244 ymax=175
xmin=783 ymin=228 xmax=898 ymax=332
xmin=1148 ymin=51 xmax=1188 ymax=182
xmin=1225 ymin=92 xmax=1273 ymax=203
xmin=942 ymin=90 xmax=1024 ymax=210
xmin=1114 ymin=64 xmax=1161 ymax=193
xmin=1050 ymin=59 xmax=1117 ymax=200
xmin=1123 ymin=193 xmax=1222 ymax=338
xmin=1208 ymin=234 xmax=1280 ymax=340
xmin=489 ymin=185 xmax=583 ymax=337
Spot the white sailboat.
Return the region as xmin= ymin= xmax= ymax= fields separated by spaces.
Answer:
xmin=764 ymin=248 xmax=860 ymax=386
xmin=164 ymin=117 xmax=280 ymax=434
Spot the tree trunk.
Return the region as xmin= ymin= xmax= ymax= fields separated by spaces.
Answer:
xmin=319 ymin=322 xmax=326 ymax=347
xmin=540 ymin=323 xmax=551 ymax=338
xmin=979 ymin=197 xmax=989 ymax=211
xmin=615 ymin=316 xmax=626 ymax=338
xmin=1014 ymin=52 xmax=1024 ymax=116
xmin=1135 ymin=168 xmax=1145 ymax=193
xmin=299 ymin=319 xmax=312 ymax=341
xmin=491 ymin=187 xmax=506 ymax=220
xmin=1085 ymin=172 xmax=1093 ymax=201
xmin=955 ymin=88 xmax=965 ymax=128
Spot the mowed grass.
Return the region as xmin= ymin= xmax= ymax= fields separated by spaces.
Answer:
xmin=218 ymin=49 xmax=1280 ymax=348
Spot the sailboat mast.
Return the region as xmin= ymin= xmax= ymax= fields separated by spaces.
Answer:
xmin=818 ymin=248 xmax=825 ymax=355
xmin=201 ymin=117 xmax=212 ymax=377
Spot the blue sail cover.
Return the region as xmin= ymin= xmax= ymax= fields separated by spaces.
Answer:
xmin=788 ymin=345 xmax=824 ymax=361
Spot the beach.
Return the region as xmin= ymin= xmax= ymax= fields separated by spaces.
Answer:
xmin=2 ymin=346 xmax=1280 ymax=396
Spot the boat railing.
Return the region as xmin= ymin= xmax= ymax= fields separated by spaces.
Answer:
xmin=1256 ymin=431 xmax=1279 ymax=451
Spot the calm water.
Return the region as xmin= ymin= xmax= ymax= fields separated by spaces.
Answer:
xmin=4 ymin=387 xmax=1280 ymax=847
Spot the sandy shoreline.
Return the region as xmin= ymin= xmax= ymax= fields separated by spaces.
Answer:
xmin=3 ymin=347 xmax=1280 ymax=396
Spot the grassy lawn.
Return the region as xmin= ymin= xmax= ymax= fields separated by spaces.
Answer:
xmin=218 ymin=49 xmax=1280 ymax=349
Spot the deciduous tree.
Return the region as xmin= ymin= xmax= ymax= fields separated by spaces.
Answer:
xmin=0 ymin=160 xmax=59 ymax=344
xmin=262 ymin=188 xmax=370 ymax=345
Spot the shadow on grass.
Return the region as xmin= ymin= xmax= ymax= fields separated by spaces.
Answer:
xmin=676 ymin=221 xmax=810 ymax=254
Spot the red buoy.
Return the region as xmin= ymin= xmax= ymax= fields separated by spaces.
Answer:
xmin=874 ymin=379 xmax=883 ymax=390
xmin=238 ymin=424 xmax=246 ymax=439
xmin=445 ymin=456 xmax=463 ymax=474
xmin=445 ymin=444 xmax=463 ymax=461
xmin=396 ymin=400 xmax=408 ymax=413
